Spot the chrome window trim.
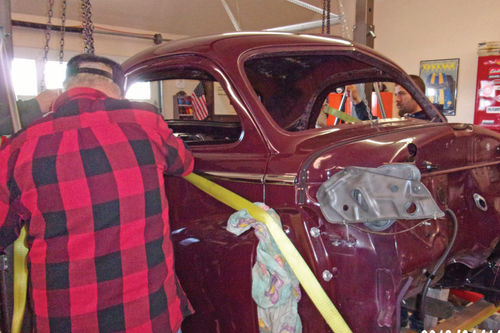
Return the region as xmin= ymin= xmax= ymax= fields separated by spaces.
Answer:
xmin=200 ymin=171 xmax=264 ymax=184
xmin=264 ymin=173 xmax=297 ymax=186
xmin=199 ymin=171 xmax=296 ymax=186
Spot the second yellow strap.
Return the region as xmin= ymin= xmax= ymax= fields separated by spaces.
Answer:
xmin=12 ymin=226 xmax=28 ymax=333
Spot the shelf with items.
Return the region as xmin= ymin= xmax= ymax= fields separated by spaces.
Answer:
xmin=173 ymin=91 xmax=195 ymax=119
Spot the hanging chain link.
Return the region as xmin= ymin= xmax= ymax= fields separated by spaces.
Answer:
xmin=41 ymin=0 xmax=55 ymax=91
xmin=321 ymin=0 xmax=331 ymax=35
xmin=321 ymin=0 xmax=326 ymax=34
xmin=59 ymin=0 xmax=67 ymax=63
xmin=43 ymin=0 xmax=54 ymax=64
xmin=81 ymin=0 xmax=95 ymax=54
xmin=326 ymin=0 xmax=331 ymax=34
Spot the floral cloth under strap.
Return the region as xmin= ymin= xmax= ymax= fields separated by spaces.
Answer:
xmin=227 ymin=203 xmax=302 ymax=333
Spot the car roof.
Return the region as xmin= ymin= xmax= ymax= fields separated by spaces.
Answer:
xmin=122 ymin=32 xmax=402 ymax=73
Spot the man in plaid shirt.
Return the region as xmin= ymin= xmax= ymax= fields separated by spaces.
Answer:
xmin=0 ymin=54 xmax=194 ymax=332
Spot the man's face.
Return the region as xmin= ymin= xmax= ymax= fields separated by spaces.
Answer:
xmin=394 ymin=85 xmax=420 ymax=117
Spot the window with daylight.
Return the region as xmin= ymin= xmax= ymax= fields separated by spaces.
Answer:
xmin=44 ymin=61 xmax=67 ymax=90
xmin=11 ymin=58 xmax=37 ymax=97
xmin=126 ymin=81 xmax=151 ymax=100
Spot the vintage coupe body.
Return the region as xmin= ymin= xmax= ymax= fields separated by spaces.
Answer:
xmin=123 ymin=33 xmax=500 ymax=332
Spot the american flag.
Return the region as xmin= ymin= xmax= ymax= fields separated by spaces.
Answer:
xmin=191 ymin=82 xmax=209 ymax=120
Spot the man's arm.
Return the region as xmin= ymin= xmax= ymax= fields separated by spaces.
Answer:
xmin=17 ymin=89 xmax=61 ymax=128
xmin=353 ymin=102 xmax=372 ymax=121
xmin=17 ymin=98 xmax=42 ymax=128
xmin=347 ymin=85 xmax=375 ymax=121
xmin=316 ymin=103 xmax=328 ymax=127
xmin=157 ymin=117 xmax=194 ymax=176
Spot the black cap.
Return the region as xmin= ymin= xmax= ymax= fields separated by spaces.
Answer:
xmin=66 ymin=54 xmax=125 ymax=94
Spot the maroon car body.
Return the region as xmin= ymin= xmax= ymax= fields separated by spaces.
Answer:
xmin=123 ymin=33 xmax=500 ymax=332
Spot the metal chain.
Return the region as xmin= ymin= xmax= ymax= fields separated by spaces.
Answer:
xmin=326 ymin=0 xmax=331 ymax=34
xmin=321 ymin=0 xmax=331 ymax=35
xmin=321 ymin=0 xmax=326 ymax=34
xmin=41 ymin=0 xmax=55 ymax=90
xmin=59 ymin=0 xmax=66 ymax=63
xmin=81 ymin=0 xmax=95 ymax=54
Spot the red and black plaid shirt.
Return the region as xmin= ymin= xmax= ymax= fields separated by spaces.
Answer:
xmin=0 ymin=88 xmax=194 ymax=332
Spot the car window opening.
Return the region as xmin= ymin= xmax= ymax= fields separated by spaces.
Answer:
xmin=243 ymin=54 xmax=425 ymax=131
xmin=127 ymin=68 xmax=242 ymax=146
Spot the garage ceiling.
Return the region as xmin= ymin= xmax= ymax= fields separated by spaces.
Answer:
xmin=11 ymin=0 xmax=332 ymax=37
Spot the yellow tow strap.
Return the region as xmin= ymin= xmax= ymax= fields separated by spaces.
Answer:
xmin=325 ymin=106 xmax=361 ymax=124
xmin=12 ymin=173 xmax=352 ymax=333
xmin=12 ymin=226 xmax=28 ymax=333
xmin=184 ymin=173 xmax=351 ymax=332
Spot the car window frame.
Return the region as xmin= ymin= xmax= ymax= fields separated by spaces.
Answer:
xmin=124 ymin=54 xmax=271 ymax=153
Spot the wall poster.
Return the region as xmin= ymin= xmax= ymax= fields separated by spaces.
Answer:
xmin=419 ymin=58 xmax=459 ymax=116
